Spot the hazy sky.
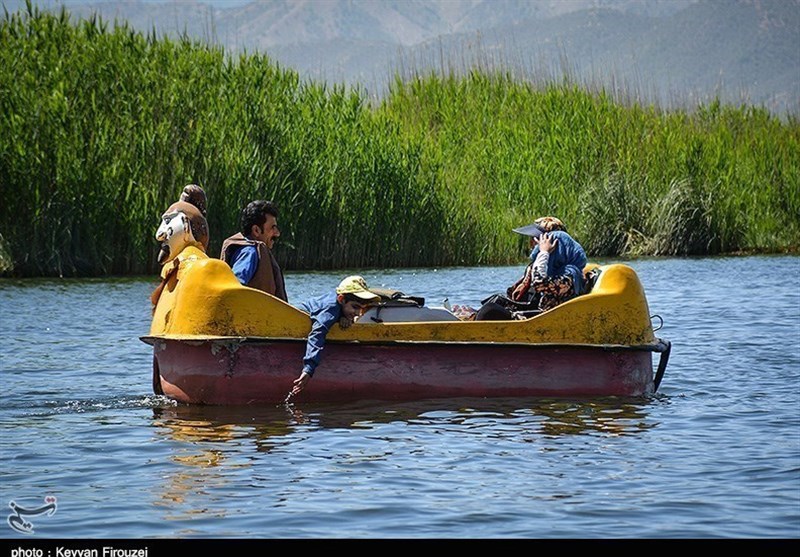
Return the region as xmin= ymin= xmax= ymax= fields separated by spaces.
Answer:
xmin=2 ymin=0 xmax=253 ymax=9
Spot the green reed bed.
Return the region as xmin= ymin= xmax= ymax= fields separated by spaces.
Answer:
xmin=381 ymin=74 xmax=800 ymax=259
xmin=1 ymin=7 xmax=797 ymax=276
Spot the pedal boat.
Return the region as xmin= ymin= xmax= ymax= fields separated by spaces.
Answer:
xmin=141 ymin=248 xmax=670 ymax=404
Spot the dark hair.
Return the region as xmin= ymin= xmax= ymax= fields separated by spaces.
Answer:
xmin=340 ymin=293 xmax=366 ymax=304
xmin=240 ymin=200 xmax=278 ymax=237
xmin=179 ymin=184 xmax=207 ymax=216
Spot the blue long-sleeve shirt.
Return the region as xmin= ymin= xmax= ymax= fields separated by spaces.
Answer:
xmin=228 ymin=244 xmax=259 ymax=285
xmin=297 ymin=291 xmax=341 ymax=376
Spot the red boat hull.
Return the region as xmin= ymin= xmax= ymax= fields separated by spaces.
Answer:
xmin=151 ymin=339 xmax=656 ymax=404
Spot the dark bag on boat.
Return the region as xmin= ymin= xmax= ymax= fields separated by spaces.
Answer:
xmin=476 ymin=293 xmax=542 ymax=321
xmin=372 ymin=287 xmax=425 ymax=307
xmin=480 ymin=293 xmax=537 ymax=312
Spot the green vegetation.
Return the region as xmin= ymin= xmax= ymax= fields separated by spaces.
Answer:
xmin=1 ymin=7 xmax=798 ymax=276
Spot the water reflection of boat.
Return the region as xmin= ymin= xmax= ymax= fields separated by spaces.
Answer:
xmin=152 ymin=397 xmax=656 ymax=442
xmin=150 ymin=408 xmax=236 ymax=520
xmin=148 ymin=398 xmax=654 ymax=525
xmin=152 ymin=405 xmax=300 ymax=453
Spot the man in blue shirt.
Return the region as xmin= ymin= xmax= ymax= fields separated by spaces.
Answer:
xmin=220 ymin=200 xmax=287 ymax=301
xmin=290 ymin=276 xmax=381 ymax=397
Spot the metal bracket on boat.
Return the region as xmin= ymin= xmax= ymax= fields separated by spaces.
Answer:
xmin=650 ymin=314 xmax=664 ymax=332
xmin=653 ymin=339 xmax=671 ymax=392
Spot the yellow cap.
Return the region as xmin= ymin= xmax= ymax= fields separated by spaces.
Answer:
xmin=336 ymin=275 xmax=380 ymax=302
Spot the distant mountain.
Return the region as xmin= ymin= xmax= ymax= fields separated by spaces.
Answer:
xmin=630 ymin=0 xmax=800 ymax=111
xmin=3 ymin=0 xmax=697 ymax=46
xmin=396 ymin=0 xmax=800 ymax=112
xmin=3 ymin=0 xmax=796 ymax=112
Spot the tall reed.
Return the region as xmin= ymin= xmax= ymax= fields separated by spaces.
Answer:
xmin=1 ymin=7 xmax=797 ymax=277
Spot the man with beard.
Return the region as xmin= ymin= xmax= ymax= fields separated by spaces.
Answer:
xmin=220 ymin=200 xmax=288 ymax=301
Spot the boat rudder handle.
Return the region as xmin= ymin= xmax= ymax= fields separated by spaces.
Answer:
xmin=653 ymin=339 xmax=671 ymax=392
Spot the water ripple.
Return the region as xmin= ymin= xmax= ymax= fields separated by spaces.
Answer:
xmin=1 ymin=256 xmax=799 ymax=538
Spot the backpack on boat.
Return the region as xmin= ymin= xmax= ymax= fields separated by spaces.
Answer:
xmin=360 ymin=288 xmax=458 ymax=323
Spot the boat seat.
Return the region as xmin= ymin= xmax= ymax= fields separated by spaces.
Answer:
xmin=360 ymin=304 xmax=460 ymax=323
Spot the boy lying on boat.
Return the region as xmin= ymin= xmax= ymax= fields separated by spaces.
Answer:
xmin=289 ymin=275 xmax=381 ymax=397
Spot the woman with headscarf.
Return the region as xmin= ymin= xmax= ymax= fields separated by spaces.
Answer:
xmin=475 ymin=216 xmax=587 ymax=320
xmin=507 ymin=216 xmax=587 ymax=311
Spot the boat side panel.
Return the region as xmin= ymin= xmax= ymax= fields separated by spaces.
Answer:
xmin=154 ymin=340 xmax=654 ymax=404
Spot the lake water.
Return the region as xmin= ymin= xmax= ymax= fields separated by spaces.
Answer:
xmin=1 ymin=256 xmax=799 ymax=538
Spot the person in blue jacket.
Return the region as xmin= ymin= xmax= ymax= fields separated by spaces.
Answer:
xmin=508 ymin=216 xmax=587 ymax=311
xmin=476 ymin=216 xmax=588 ymax=320
xmin=289 ymin=275 xmax=381 ymax=397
